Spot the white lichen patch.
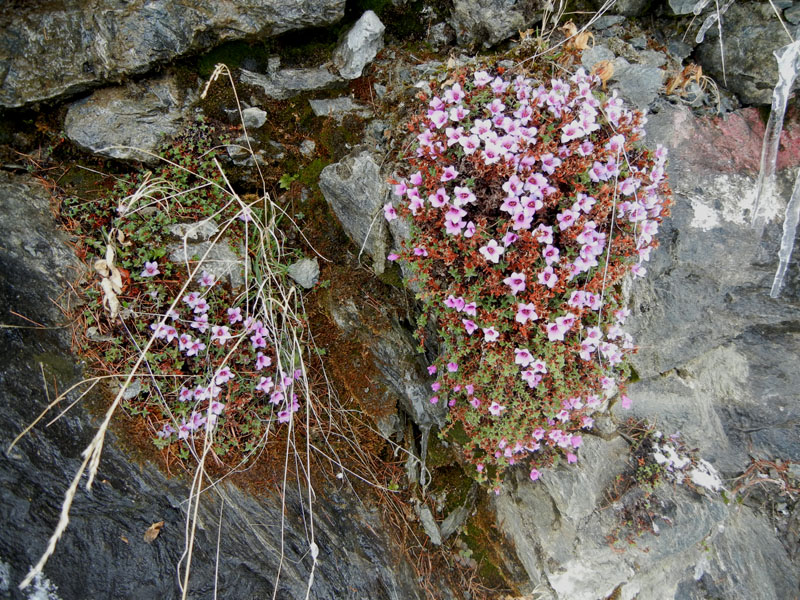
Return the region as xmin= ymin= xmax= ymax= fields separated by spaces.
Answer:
xmin=681 ymin=173 xmax=785 ymax=230
xmin=689 ymin=459 xmax=723 ymax=492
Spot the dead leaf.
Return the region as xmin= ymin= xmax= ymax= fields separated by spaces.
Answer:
xmin=109 ymin=267 xmax=123 ymax=295
xmin=560 ymin=21 xmax=594 ymax=51
xmin=120 ymin=535 xmax=129 ymax=544
xmin=143 ymin=521 xmax=165 ymax=543
xmin=591 ymin=60 xmax=614 ymax=90
xmin=93 ymin=258 xmax=110 ymax=277
xmin=666 ymin=63 xmax=705 ymax=96
xmin=100 ymin=277 xmax=120 ymax=320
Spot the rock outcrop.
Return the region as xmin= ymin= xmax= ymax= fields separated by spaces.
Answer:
xmin=0 ymin=0 xmax=346 ymax=108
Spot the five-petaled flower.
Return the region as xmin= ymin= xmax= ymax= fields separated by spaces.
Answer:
xmin=141 ymin=261 xmax=160 ymax=278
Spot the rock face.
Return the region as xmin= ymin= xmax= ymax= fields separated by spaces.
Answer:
xmin=240 ymin=67 xmax=342 ymax=100
xmin=449 ymin=0 xmax=546 ymax=48
xmin=490 ymin=103 xmax=800 ymax=600
xmin=0 ymin=0 xmax=346 ymax=108
xmin=0 ymin=172 xmax=435 ymax=600
xmin=695 ymin=1 xmax=800 ymax=105
xmin=319 ymin=150 xmax=391 ymax=273
xmin=332 ymin=10 xmax=385 ymax=80
xmin=581 ymin=44 xmax=663 ymax=109
xmin=64 ymin=75 xmax=195 ymax=163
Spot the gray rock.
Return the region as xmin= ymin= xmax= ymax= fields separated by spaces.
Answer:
xmin=440 ymin=505 xmax=470 ymax=539
xmin=309 ymin=97 xmax=372 ymax=123
xmin=0 ymin=0 xmax=346 ymax=108
xmin=592 ymin=15 xmax=626 ymax=30
xmin=638 ymin=49 xmax=667 ymax=68
xmin=427 ymin=22 xmax=455 ymax=49
xmin=450 ymin=0 xmax=547 ymax=48
xmin=167 ymin=240 xmax=245 ymax=289
xmin=328 ymin=294 xmax=445 ymax=429
xmin=580 ymin=45 xmax=616 ymax=70
xmin=608 ymin=0 xmax=651 ymax=17
xmin=240 ymin=67 xmax=342 ymax=100
xmin=609 ymin=59 xmax=664 ymax=109
xmin=418 ymin=506 xmax=442 ymax=546
xmin=287 ymin=257 xmax=319 ymax=289
xmin=332 ymin=10 xmax=385 ymax=80
xmin=668 ymin=39 xmax=695 ymax=62
xmin=299 ymin=139 xmax=317 ymax=158
xmin=695 ymin=2 xmax=800 ymax=104
xmin=669 ymin=0 xmax=705 ymax=14
xmin=319 ymin=150 xmax=390 ymax=273
xmin=539 ymin=436 xmax=629 ymax=522
xmin=167 ymin=219 xmax=220 ymax=242
xmin=629 ymin=103 xmax=800 ymax=468
xmin=786 ymin=4 xmax=800 ymax=25
xmin=241 ymin=106 xmax=267 ymax=129
xmin=64 ymin=75 xmax=194 ymax=164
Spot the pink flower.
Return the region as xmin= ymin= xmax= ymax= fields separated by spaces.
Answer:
xmin=620 ymin=395 xmax=632 ymax=409
xmin=489 ymin=401 xmax=505 ymax=416
xmin=542 ymin=245 xmax=560 ymax=266
xmin=516 ymin=302 xmax=538 ymax=324
xmin=199 ymin=270 xmax=215 ymax=287
xmin=566 ymin=452 xmax=578 ymax=464
xmin=529 ymin=468 xmax=541 ymax=481
xmin=441 ymin=166 xmax=458 ymax=182
xmin=255 ymin=352 xmax=272 ymax=370
xmin=429 ymin=396 xmax=439 ymax=404
xmin=463 ymin=319 xmax=478 ymax=335
xmin=447 ymin=362 xmax=458 ymax=373
xmin=482 ymin=327 xmax=499 ymax=342
xmin=183 ymin=291 xmax=200 ymax=307
xmin=384 ymin=202 xmax=398 ymax=222
xmin=209 ymin=400 xmax=225 ymax=416
xmin=256 ymin=376 xmax=274 ymax=394
xmin=210 ymin=325 xmax=231 ymax=346
xmin=538 ymin=267 xmax=558 ymax=289
xmin=227 ymin=307 xmax=243 ymax=324
xmin=141 ymin=261 xmax=160 ymax=278
xmin=546 ymin=322 xmax=565 ymax=341
xmin=479 ymin=239 xmax=504 ymax=263
xmin=193 ymin=298 xmax=209 ymax=314
xmin=251 ymin=333 xmax=267 ymax=349
xmin=503 ymin=272 xmax=526 ymax=295
xmin=191 ymin=314 xmax=209 ymax=333
xmin=186 ymin=339 xmax=206 ymax=357
xmin=215 ymin=367 xmax=234 ymax=385
xmin=427 ymin=365 xmax=437 ymax=375
xmin=514 ymin=347 xmax=534 ymax=367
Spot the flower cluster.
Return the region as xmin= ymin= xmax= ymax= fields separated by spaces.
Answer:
xmin=387 ymin=66 xmax=670 ymax=485
xmin=141 ymin=267 xmax=303 ymax=448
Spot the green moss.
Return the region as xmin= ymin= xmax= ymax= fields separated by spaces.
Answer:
xmin=298 ymin=158 xmax=328 ymax=186
xmin=376 ymin=262 xmax=404 ymax=288
xmin=33 ymin=352 xmax=80 ymax=382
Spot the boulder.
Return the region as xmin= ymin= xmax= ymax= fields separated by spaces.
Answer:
xmin=332 ymin=10 xmax=385 ymax=80
xmin=449 ymin=0 xmax=547 ymax=48
xmin=64 ymin=75 xmax=194 ymax=164
xmin=319 ymin=150 xmax=390 ymax=273
xmin=240 ymin=67 xmax=342 ymax=100
xmin=287 ymin=257 xmax=320 ymax=289
xmin=0 ymin=0 xmax=346 ymax=108
xmin=695 ymin=1 xmax=800 ymax=105
xmin=309 ymin=97 xmax=372 ymax=123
